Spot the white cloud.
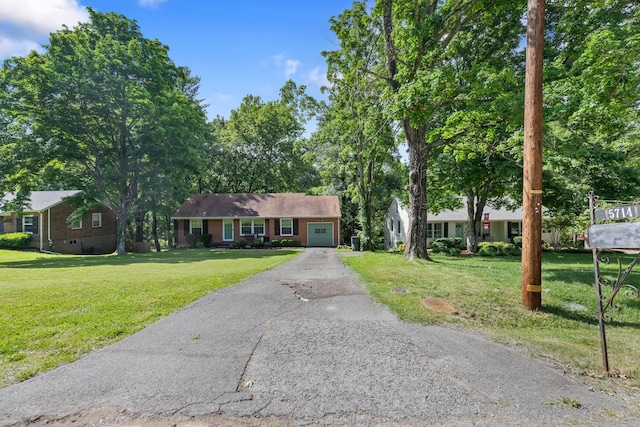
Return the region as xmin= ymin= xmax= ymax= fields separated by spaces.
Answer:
xmin=266 ymin=54 xmax=302 ymax=78
xmin=138 ymin=0 xmax=168 ymax=8
xmin=306 ymin=66 xmax=331 ymax=89
xmin=0 ymin=0 xmax=88 ymax=36
xmin=284 ymin=59 xmax=301 ymax=78
xmin=0 ymin=0 xmax=89 ymax=58
xmin=0 ymin=36 xmax=40 ymax=59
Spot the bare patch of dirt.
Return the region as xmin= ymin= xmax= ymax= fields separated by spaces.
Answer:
xmin=421 ymin=296 xmax=459 ymax=314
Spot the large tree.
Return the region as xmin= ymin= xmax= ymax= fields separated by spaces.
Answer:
xmin=328 ymin=0 xmax=526 ymax=260
xmin=197 ymin=81 xmax=319 ymax=194
xmin=1 ymin=9 xmax=207 ymax=254
xmin=322 ymin=13 xmax=403 ymax=251
xmin=542 ymin=0 xmax=640 ymax=218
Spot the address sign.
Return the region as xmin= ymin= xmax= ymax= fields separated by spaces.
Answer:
xmin=595 ymin=204 xmax=640 ymax=221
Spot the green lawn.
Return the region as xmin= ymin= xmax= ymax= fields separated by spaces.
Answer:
xmin=342 ymin=251 xmax=640 ymax=394
xmin=0 ymin=248 xmax=300 ymax=388
xmin=2 ymin=248 xmax=639 ymax=401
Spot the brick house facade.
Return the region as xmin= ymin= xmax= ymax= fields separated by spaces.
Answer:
xmin=172 ymin=193 xmax=341 ymax=247
xmin=1 ymin=191 xmax=117 ymax=254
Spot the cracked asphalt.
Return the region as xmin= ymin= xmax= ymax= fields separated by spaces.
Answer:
xmin=0 ymin=248 xmax=638 ymax=426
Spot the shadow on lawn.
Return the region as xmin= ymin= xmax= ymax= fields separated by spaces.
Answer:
xmin=546 ymin=304 xmax=640 ymax=329
xmin=0 ymin=248 xmax=301 ymax=269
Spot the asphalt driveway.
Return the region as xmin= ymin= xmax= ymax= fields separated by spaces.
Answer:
xmin=0 ymin=248 xmax=637 ymax=426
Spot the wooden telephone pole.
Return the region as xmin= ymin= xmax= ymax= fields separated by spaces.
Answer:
xmin=522 ymin=0 xmax=545 ymax=311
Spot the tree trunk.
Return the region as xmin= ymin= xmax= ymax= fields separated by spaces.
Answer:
xmin=151 ymin=210 xmax=161 ymax=252
xmin=134 ymin=198 xmax=145 ymax=243
xmin=465 ymin=185 xmax=492 ymax=253
xmin=116 ymin=210 xmax=128 ymax=255
xmin=168 ymin=215 xmax=176 ymax=248
xmin=403 ymin=123 xmax=430 ymax=261
xmin=466 ymin=191 xmax=480 ymax=253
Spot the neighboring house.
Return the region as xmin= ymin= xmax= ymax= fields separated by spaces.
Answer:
xmin=0 ymin=190 xmax=117 ymax=254
xmin=384 ymin=197 xmax=553 ymax=249
xmin=172 ymin=193 xmax=341 ymax=247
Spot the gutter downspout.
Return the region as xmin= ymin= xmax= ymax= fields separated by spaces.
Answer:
xmin=39 ymin=208 xmax=60 ymax=255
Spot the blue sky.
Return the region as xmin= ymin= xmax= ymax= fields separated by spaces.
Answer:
xmin=0 ymin=0 xmax=355 ymax=120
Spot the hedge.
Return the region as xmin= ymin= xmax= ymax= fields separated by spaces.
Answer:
xmin=478 ymin=241 xmax=520 ymax=256
xmin=0 ymin=232 xmax=32 ymax=250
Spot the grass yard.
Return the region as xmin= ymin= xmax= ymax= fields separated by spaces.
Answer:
xmin=0 ymin=248 xmax=300 ymax=388
xmin=342 ymin=251 xmax=640 ymax=395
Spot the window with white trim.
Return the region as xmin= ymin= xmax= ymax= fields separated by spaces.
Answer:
xmin=71 ymin=219 xmax=82 ymax=230
xmin=427 ymin=223 xmax=443 ymax=239
xmin=280 ymin=218 xmax=293 ymax=236
xmin=253 ymin=219 xmax=264 ymax=235
xmin=92 ymin=213 xmax=102 ymax=228
xmin=240 ymin=219 xmax=265 ymax=236
xmin=241 ymin=219 xmax=252 ymax=235
xmin=21 ymin=215 xmax=38 ymax=234
xmin=190 ymin=219 xmax=203 ymax=235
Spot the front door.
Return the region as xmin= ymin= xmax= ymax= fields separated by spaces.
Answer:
xmin=223 ymin=219 xmax=234 ymax=241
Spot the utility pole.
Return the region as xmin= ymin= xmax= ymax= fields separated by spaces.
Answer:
xmin=522 ymin=0 xmax=545 ymax=311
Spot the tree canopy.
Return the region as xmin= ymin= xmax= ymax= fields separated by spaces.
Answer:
xmin=0 ymin=9 xmax=208 ymax=254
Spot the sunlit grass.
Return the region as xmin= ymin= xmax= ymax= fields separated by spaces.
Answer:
xmin=343 ymin=251 xmax=640 ymax=394
xmin=0 ymin=248 xmax=300 ymax=387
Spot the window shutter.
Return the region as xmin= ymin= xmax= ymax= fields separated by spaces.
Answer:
xmin=293 ymin=219 xmax=299 ymax=235
xmin=274 ymin=219 xmax=280 ymax=236
xmin=17 ymin=217 xmax=22 ymax=232
xmin=184 ymin=220 xmax=189 ymax=236
xmin=203 ymin=220 xmax=209 ymax=235
xmin=33 ymin=216 xmax=39 ymax=234
xmin=443 ymin=222 xmax=448 ymax=238
xmin=507 ymin=222 xmax=512 ymax=236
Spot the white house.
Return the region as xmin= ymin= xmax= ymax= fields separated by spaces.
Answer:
xmin=384 ymin=197 xmax=553 ymax=249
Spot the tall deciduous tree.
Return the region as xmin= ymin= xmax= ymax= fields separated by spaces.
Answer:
xmin=322 ymin=6 xmax=403 ymax=251
xmin=328 ymin=0 xmax=525 ymax=260
xmin=199 ymin=81 xmax=318 ymax=194
xmin=542 ymin=0 xmax=640 ymax=217
xmin=1 ymin=9 xmax=207 ymax=254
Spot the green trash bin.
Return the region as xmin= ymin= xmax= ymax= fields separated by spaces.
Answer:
xmin=351 ymin=236 xmax=361 ymax=251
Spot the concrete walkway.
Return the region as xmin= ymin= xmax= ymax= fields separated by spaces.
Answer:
xmin=0 ymin=248 xmax=637 ymax=426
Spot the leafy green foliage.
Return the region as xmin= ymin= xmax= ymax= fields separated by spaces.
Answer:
xmin=0 ymin=232 xmax=32 ymax=249
xmin=201 ymin=234 xmax=212 ymax=248
xmin=1 ymin=9 xmax=207 ymax=255
xmin=196 ymin=81 xmax=319 ymax=195
xmin=477 ymin=241 xmax=520 ymax=256
xmin=326 ymin=0 xmax=528 ymax=259
xmin=430 ymin=238 xmax=463 ymax=254
xmin=271 ymin=239 xmax=301 ymax=247
xmin=542 ymin=1 xmax=640 ymax=219
xmin=512 ymin=236 xmax=523 ymax=248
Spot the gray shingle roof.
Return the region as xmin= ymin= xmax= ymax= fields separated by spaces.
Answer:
xmin=172 ymin=193 xmax=341 ymax=219
xmin=0 ymin=190 xmax=81 ymax=213
xmin=429 ymin=198 xmax=523 ymax=222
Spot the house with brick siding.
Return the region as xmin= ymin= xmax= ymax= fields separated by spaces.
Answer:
xmin=0 ymin=190 xmax=117 ymax=254
xmin=172 ymin=193 xmax=341 ymax=247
